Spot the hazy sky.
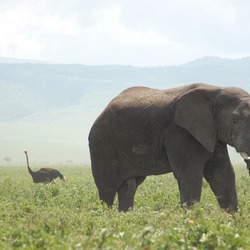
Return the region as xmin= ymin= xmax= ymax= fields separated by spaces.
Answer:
xmin=1 ymin=0 xmax=250 ymax=66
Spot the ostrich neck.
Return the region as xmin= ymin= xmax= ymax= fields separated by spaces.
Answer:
xmin=25 ymin=152 xmax=34 ymax=174
xmin=28 ymin=166 xmax=34 ymax=175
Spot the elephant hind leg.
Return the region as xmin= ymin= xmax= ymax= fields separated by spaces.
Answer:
xmin=118 ymin=178 xmax=135 ymax=212
xmin=99 ymin=190 xmax=116 ymax=209
xmin=118 ymin=176 xmax=146 ymax=212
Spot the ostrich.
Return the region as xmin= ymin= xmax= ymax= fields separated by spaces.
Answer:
xmin=24 ymin=151 xmax=66 ymax=184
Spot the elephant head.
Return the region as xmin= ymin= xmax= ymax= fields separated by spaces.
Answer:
xmin=174 ymin=86 xmax=250 ymax=175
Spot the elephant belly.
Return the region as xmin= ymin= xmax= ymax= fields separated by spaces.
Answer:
xmin=118 ymin=143 xmax=172 ymax=176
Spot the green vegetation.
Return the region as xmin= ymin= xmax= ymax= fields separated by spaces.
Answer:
xmin=0 ymin=165 xmax=249 ymax=249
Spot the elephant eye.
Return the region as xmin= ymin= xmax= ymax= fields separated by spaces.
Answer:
xmin=232 ymin=117 xmax=240 ymax=124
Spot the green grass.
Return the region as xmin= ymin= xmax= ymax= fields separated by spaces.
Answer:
xmin=0 ymin=165 xmax=249 ymax=249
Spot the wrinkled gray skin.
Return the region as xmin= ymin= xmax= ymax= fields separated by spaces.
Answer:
xmin=89 ymin=83 xmax=250 ymax=212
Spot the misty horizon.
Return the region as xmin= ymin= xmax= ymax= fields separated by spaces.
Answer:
xmin=1 ymin=56 xmax=249 ymax=166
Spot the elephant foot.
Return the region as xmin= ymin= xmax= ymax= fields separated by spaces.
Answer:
xmin=180 ymin=198 xmax=199 ymax=209
xmin=99 ymin=190 xmax=116 ymax=208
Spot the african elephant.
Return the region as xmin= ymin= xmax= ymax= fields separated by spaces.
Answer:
xmin=88 ymin=83 xmax=250 ymax=212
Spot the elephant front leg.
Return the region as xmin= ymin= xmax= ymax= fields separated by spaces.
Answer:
xmin=165 ymin=127 xmax=209 ymax=208
xmin=204 ymin=160 xmax=238 ymax=212
xmin=177 ymin=174 xmax=203 ymax=207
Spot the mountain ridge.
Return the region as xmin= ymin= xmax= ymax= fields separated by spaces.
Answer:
xmin=0 ymin=56 xmax=249 ymax=165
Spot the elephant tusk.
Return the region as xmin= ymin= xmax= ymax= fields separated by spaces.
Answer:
xmin=240 ymin=152 xmax=250 ymax=160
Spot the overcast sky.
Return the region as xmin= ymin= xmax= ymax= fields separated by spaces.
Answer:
xmin=1 ymin=0 xmax=250 ymax=66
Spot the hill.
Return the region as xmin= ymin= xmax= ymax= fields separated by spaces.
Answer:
xmin=0 ymin=56 xmax=249 ymax=165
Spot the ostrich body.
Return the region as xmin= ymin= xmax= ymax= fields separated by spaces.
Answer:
xmin=24 ymin=151 xmax=66 ymax=183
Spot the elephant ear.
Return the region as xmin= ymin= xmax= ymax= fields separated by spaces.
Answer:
xmin=174 ymin=89 xmax=217 ymax=153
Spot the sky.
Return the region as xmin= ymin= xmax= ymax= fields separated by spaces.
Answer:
xmin=1 ymin=0 xmax=250 ymax=66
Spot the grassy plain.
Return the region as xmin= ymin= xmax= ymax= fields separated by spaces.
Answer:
xmin=0 ymin=165 xmax=249 ymax=249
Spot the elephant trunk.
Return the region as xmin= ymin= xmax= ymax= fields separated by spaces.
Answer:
xmin=244 ymin=160 xmax=250 ymax=176
xmin=240 ymin=152 xmax=250 ymax=175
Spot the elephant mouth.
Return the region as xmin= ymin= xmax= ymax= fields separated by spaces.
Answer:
xmin=240 ymin=152 xmax=250 ymax=160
